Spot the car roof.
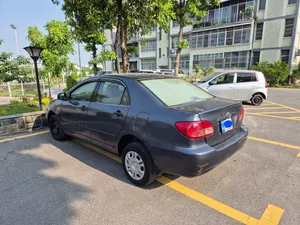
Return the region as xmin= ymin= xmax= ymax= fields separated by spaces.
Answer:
xmin=84 ymin=73 xmax=176 ymax=81
xmin=219 ymin=70 xmax=259 ymax=73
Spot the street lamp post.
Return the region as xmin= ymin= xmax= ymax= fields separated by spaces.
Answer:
xmin=23 ymin=46 xmax=44 ymax=111
xmin=10 ymin=24 xmax=19 ymax=54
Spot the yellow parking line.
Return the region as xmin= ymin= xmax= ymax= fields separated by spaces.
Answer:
xmin=245 ymin=113 xmax=300 ymax=121
xmin=0 ymin=130 xmax=49 ymax=143
xmin=257 ymin=205 xmax=284 ymax=225
xmin=265 ymin=101 xmax=300 ymax=113
xmin=74 ymin=138 xmax=284 ymax=225
xmin=248 ymin=136 xmax=300 ymax=151
xmin=244 ymin=107 xmax=284 ymax=110
xmin=297 ymin=152 xmax=300 ymax=157
xmin=254 ymin=111 xmax=300 ymax=115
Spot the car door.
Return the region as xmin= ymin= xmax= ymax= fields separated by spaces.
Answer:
xmin=208 ymin=73 xmax=236 ymax=99
xmin=86 ymin=79 xmax=130 ymax=150
xmin=59 ymin=81 xmax=97 ymax=141
xmin=233 ymin=72 xmax=258 ymax=101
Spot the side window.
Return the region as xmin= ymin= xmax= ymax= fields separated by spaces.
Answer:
xmin=69 ymin=82 xmax=97 ymax=101
xmin=237 ymin=73 xmax=257 ymax=83
xmin=95 ymin=81 xmax=127 ymax=105
xmin=179 ymin=70 xmax=184 ymax=74
xmin=213 ymin=73 xmax=235 ymax=85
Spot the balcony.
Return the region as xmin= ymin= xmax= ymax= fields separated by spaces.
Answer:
xmin=193 ymin=11 xmax=253 ymax=30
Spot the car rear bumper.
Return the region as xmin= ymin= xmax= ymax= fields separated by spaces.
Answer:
xmin=147 ymin=125 xmax=248 ymax=177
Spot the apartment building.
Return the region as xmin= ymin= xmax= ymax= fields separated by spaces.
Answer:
xmin=103 ymin=0 xmax=300 ymax=75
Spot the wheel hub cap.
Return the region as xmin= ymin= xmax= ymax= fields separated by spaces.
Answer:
xmin=125 ymin=151 xmax=145 ymax=181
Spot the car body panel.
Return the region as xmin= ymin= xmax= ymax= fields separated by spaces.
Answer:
xmin=46 ymin=74 xmax=248 ymax=177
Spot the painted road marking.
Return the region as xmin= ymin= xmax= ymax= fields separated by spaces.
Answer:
xmin=248 ymin=136 xmax=300 ymax=152
xmin=0 ymin=130 xmax=49 ymax=143
xmin=297 ymin=152 xmax=300 ymax=158
xmin=265 ymin=101 xmax=300 ymax=113
xmin=0 ymin=130 xmax=284 ymax=224
xmin=245 ymin=113 xmax=300 ymax=121
xmin=253 ymin=111 xmax=300 ymax=115
xmin=244 ymin=107 xmax=284 ymax=110
xmin=73 ymin=138 xmax=284 ymax=225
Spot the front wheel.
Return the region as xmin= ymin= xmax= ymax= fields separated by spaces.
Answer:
xmin=49 ymin=115 xmax=68 ymax=141
xmin=251 ymin=94 xmax=264 ymax=106
xmin=122 ymin=142 xmax=156 ymax=187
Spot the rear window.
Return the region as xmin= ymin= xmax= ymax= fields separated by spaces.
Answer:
xmin=237 ymin=73 xmax=257 ymax=82
xmin=141 ymin=78 xmax=213 ymax=106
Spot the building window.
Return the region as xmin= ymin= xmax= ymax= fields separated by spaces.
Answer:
xmin=159 ymin=48 xmax=161 ymax=58
xmin=284 ymin=18 xmax=294 ymax=37
xmin=253 ymin=52 xmax=260 ymax=66
xmin=171 ymin=56 xmax=189 ymax=69
xmin=167 ymin=47 xmax=169 ymax=57
xmin=149 ymin=27 xmax=156 ymax=32
xmin=141 ymin=40 xmax=157 ymax=52
xmin=281 ymin=50 xmax=290 ymax=64
xmin=190 ymin=25 xmax=251 ymax=49
xmin=159 ymin=28 xmax=162 ymax=40
xmin=141 ymin=58 xmax=156 ymax=70
xmin=224 ymin=51 xmax=249 ymax=69
xmin=259 ymin=0 xmax=266 ymax=10
xmin=171 ymin=35 xmax=189 ymax=49
xmin=256 ymin=23 xmax=264 ymax=40
xmin=288 ymin=0 xmax=297 ymax=4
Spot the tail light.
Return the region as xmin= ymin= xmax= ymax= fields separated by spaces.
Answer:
xmin=238 ymin=107 xmax=244 ymax=123
xmin=264 ymin=75 xmax=268 ymax=88
xmin=175 ymin=121 xmax=214 ymax=139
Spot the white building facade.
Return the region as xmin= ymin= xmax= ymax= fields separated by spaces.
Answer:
xmin=103 ymin=0 xmax=300 ymax=75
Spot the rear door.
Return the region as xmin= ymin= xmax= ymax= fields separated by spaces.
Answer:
xmin=86 ymin=79 xmax=130 ymax=150
xmin=233 ymin=72 xmax=258 ymax=101
xmin=208 ymin=73 xmax=236 ymax=99
xmin=60 ymin=81 xmax=97 ymax=141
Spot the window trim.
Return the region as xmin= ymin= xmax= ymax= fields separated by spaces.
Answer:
xmin=68 ymin=81 xmax=98 ymax=102
xmin=92 ymin=78 xmax=131 ymax=106
xmin=236 ymin=72 xmax=258 ymax=83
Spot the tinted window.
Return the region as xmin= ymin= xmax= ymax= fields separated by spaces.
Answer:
xmin=69 ymin=82 xmax=97 ymax=101
xmin=212 ymin=73 xmax=235 ymax=85
xmin=95 ymin=81 xmax=126 ymax=105
xmin=237 ymin=73 xmax=257 ymax=83
xmin=141 ymin=78 xmax=212 ymax=107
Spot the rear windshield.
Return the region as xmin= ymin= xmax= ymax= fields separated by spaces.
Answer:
xmin=141 ymin=78 xmax=213 ymax=106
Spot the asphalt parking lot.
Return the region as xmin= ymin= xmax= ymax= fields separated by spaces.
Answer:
xmin=0 ymin=88 xmax=299 ymax=225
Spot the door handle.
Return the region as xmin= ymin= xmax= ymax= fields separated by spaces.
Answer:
xmin=113 ymin=110 xmax=123 ymax=117
xmin=81 ymin=105 xmax=87 ymax=111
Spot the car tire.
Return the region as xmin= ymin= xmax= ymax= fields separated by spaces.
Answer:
xmin=251 ymin=94 xmax=264 ymax=106
xmin=49 ymin=115 xmax=68 ymax=141
xmin=122 ymin=142 xmax=156 ymax=187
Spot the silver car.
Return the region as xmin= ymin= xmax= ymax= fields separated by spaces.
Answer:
xmin=194 ymin=70 xmax=268 ymax=106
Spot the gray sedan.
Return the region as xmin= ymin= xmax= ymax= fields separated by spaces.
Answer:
xmin=46 ymin=74 xmax=247 ymax=186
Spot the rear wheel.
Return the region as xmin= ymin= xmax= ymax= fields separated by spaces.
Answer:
xmin=122 ymin=142 xmax=156 ymax=187
xmin=49 ymin=115 xmax=68 ymax=141
xmin=251 ymin=94 xmax=264 ymax=106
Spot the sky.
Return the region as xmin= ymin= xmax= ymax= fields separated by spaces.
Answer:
xmin=0 ymin=0 xmax=91 ymax=67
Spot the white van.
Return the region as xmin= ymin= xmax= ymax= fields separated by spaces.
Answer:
xmin=194 ymin=70 xmax=268 ymax=106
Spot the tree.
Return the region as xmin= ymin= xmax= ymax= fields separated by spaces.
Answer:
xmin=200 ymin=66 xmax=215 ymax=77
xmin=172 ymin=0 xmax=219 ymax=76
xmin=252 ymin=61 xmax=290 ymax=85
xmin=27 ymin=20 xmax=74 ymax=91
xmin=88 ymin=50 xmax=116 ymax=73
xmin=0 ymin=41 xmax=32 ymax=83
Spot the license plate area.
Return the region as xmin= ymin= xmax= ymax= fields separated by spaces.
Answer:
xmin=220 ymin=118 xmax=233 ymax=134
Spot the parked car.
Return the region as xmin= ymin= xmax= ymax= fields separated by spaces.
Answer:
xmin=97 ymin=70 xmax=114 ymax=76
xmin=155 ymin=69 xmax=186 ymax=77
xmin=194 ymin=70 xmax=268 ymax=106
xmin=46 ymin=74 xmax=248 ymax=186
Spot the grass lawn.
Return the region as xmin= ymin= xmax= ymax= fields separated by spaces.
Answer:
xmin=0 ymin=103 xmax=40 ymax=116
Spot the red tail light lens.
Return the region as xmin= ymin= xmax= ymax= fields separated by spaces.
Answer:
xmin=238 ymin=107 xmax=244 ymax=123
xmin=175 ymin=121 xmax=214 ymax=139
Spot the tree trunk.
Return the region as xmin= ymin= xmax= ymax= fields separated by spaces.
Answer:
xmin=174 ymin=19 xmax=184 ymax=77
xmin=121 ymin=25 xmax=129 ymax=73
xmin=114 ymin=0 xmax=122 ymax=73
xmin=92 ymin=43 xmax=97 ymax=75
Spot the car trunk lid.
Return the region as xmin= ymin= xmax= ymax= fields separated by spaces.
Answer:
xmin=172 ymin=97 xmax=242 ymax=146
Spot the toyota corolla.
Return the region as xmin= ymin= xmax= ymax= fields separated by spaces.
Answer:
xmin=46 ymin=74 xmax=248 ymax=186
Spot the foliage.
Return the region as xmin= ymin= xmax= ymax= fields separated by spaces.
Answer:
xmin=27 ymin=20 xmax=74 ymax=81
xmin=172 ymin=0 xmax=219 ymax=76
xmin=127 ymin=46 xmax=139 ymax=58
xmin=0 ymin=41 xmax=32 ymax=83
xmin=0 ymin=103 xmax=40 ymax=116
xmin=65 ymin=75 xmax=77 ymax=91
xmin=200 ymin=66 xmax=215 ymax=76
xmin=252 ymin=61 xmax=290 ymax=85
xmin=88 ymin=50 xmax=117 ymax=69
xmin=291 ymin=63 xmax=300 ymax=79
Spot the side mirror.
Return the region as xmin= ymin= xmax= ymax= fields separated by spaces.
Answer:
xmin=57 ymin=92 xmax=68 ymax=100
xmin=209 ymin=80 xmax=217 ymax=86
